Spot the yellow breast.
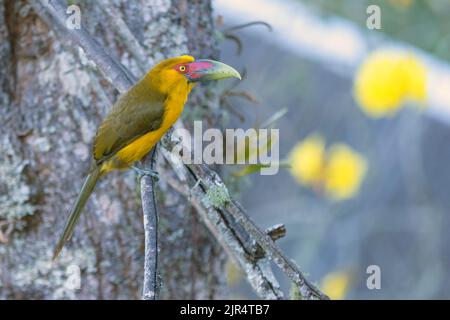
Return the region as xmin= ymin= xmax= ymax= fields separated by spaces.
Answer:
xmin=113 ymin=83 xmax=191 ymax=166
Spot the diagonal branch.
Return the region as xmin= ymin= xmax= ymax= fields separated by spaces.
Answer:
xmin=31 ymin=0 xmax=328 ymax=300
xmin=185 ymin=163 xmax=327 ymax=300
xmin=30 ymin=0 xmax=158 ymax=300
xmin=31 ymin=0 xmax=135 ymax=92
xmin=97 ymin=0 xmax=151 ymax=72
xmin=160 ymin=146 xmax=284 ymax=299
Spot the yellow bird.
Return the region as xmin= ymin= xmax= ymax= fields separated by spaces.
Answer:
xmin=53 ymin=55 xmax=241 ymax=260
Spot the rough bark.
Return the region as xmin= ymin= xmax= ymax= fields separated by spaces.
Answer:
xmin=0 ymin=0 xmax=225 ymax=299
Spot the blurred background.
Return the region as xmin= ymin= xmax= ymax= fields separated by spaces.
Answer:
xmin=217 ymin=0 xmax=450 ymax=299
xmin=1 ymin=0 xmax=450 ymax=300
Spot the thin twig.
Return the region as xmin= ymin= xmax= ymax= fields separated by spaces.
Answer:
xmin=224 ymin=21 xmax=273 ymax=33
xmin=265 ymin=224 xmax=286 ymax=241
xmin=186 ymin=163 xmax=328 ymax=300
xmin=140 ymin=148 xmax=159 ymax=300
xmin=97 ymin=0 xmax=151 ymax=72
xmin=31 ymin=0 xmax=135 ymax=92
xmin=160 ymin=147 xmax=284 ymax=299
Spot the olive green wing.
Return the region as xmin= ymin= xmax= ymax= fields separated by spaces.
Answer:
xmin=93 ymin=86 xmax=166 ymax=164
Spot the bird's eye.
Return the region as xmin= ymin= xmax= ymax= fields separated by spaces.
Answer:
xmin=179 ymin=65 xmax=186 ymax=72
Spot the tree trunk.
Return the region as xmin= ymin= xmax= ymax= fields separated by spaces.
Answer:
xmin=0 ymin=0 xmax=226 ymax=299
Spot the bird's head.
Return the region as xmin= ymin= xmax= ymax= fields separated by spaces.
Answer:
xmin=149 ymin=55 xmax=241 ymax=93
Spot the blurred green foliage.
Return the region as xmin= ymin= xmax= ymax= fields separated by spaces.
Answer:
xmin=300 ymin=0 xmax=450 ymax=61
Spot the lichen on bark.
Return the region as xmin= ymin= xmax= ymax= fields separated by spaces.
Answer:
xmin=0 ymin=0 xmax=226 ymax=299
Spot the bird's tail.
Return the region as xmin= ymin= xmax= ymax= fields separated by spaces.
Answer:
xmin=52 ymin=166 xmax=102 ymax=261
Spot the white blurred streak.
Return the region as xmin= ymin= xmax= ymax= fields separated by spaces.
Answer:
xmin=215 ymin=0 xmax=450 ymax=124
xmin=427 ymin=61 xmax=450 ymax=122
xmin=215 ymin=0 xmax=367 ymax=74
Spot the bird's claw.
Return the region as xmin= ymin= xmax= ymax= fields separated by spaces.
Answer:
xmin=131 ymin=166 xmax=159 ymax=181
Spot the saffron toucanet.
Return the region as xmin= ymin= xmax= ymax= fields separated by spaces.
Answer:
xmin=53 ymin=55 xmax=241 ymax=260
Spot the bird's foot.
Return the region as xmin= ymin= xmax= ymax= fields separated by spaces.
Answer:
xmin=131 ymin=166 xmax=159 ymax=181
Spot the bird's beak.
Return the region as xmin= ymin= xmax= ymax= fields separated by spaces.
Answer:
xmin=186 ymin=59 xmax=241 ymax=82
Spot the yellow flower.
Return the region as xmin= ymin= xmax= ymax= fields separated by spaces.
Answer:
xmin=321 ymin=271 xmax=351 ymax=300
xmin=289 ymin=135 xmax=325 ymax=186
xmin=289 ymin=136 xmax=368 ymax=201
xmin=323 ymin=144 xmax=367 ymax=200
xmin=354 ymin=50 xmax=427 ymax=117
xmin=404 ymin=54 xmax=427 ymax=104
